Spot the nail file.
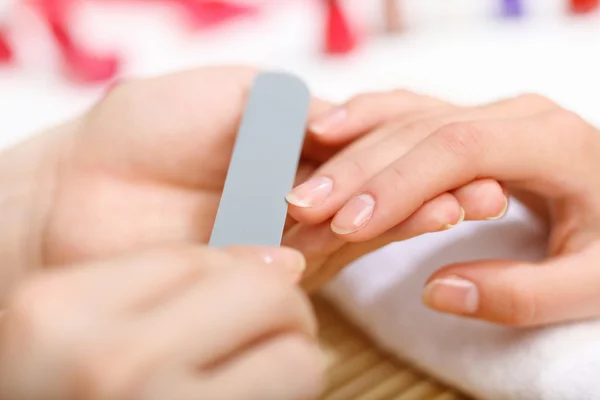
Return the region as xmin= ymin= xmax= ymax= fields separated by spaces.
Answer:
xmin=209 ymin=71 xmax=311 ymax=247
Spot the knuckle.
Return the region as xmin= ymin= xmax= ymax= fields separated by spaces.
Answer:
xmin=347 ymin=92 xmax=379 ymax=110
xmin=389 ymin=88 xmax=418 ymax=99
xmin=382 ymin=163 xmax=418 ymax=204
xmin=551 ymin=108 xmax=588 ymax=133
xmin=434 ymin=122 xmax=485 ymax=162
xmin=387 ymin=163 xmax=415 ymax=192
xmin=403 ymin=117 xmax=446 ymax=138
xmin=549 ymin=109 xmax=591 ymax=151
xmin=336 ymin=158 xmax=370 ymax=182
xmin=515 ymin=93 xmax=556 ymax=109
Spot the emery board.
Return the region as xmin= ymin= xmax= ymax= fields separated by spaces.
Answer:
xmin=208 ymin=72 xmax=311 ymax=247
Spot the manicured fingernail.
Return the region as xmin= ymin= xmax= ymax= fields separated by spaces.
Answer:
xmin=443 ymin=207 xmax=465 ymax=229
xmin=310 ymin=107 xmax=347 ymax=135
xmin=262 ymin=248 xmax=306 ymax=281
xmin=486 ymin=196 xmax=509 ymax=220
xmin=331 ymin=194 xmax=375 ymax=235
xmin=262 ymin=248 xmax=306 ymax=270
xmin=422 ymin=276 xmax=479 ymax=315
xmin=286 ymin=177 xmax=333 ymax=208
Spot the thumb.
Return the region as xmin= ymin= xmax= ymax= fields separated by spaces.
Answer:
xmin=224 ymin=246 xmax=306 ymax=283
xmin=422 ymin=245 xmax=600 ymax=326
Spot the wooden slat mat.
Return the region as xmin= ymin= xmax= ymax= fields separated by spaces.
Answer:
xmin=314 ymin=296 xmax=470 ymax=400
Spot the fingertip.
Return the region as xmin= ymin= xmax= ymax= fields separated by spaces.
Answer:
xmin=422 ymin=275 xmax=480 ymax=315
xmin=309 ymin=106 xmax=347 ymax=136
xmin=285 ymin=177 xmax=333 ymax=209
xmin=452 ymin=179 xmax=508 ymax=221
xmin=226 ymin=246 xmax=306 ymax=282
xmin=443 ymin=207 xmax=465 ymax=230
xmin=424 ymin=260 xmax=542 ymax=326
xmin=486 ymin=195 xmax=509 ymax=220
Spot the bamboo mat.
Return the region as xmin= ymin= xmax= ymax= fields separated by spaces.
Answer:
xmin=314 ymin=296 xmax=470 ymax=400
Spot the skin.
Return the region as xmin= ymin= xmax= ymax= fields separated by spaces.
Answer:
xmin=288 ymin=90 xmax=600 ymax=327
xmin=0 ymin=66 xmax=493 ymax=399
xmin=0 ymin=66 xmax=495 ymax=299
xmin=0 ymin=245 xmax=323 ymax=400
xmin=3 ymin=65 xmax=587 ymax=396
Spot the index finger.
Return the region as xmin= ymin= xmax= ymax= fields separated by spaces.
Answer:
xmin=330 ymin=110 xmax=595 ymax=240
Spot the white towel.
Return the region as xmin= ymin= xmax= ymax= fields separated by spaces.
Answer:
xmin=322 ymin=199 xmax=600 ymax=400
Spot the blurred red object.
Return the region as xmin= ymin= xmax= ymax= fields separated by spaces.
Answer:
xmin=324 ymin=0 xmax=357 ymax=55
xmin=0 ymin=28 xmax=13 ymax=64
xmin=23 ymin=0 xmax=121 ymax=82
xmin=174 ymin=0 xmax=259 ymax=29
xmin=570 ymin=0 xmax=599 ymax=13
xmin=50 ymin=20 xmax=120 ymax=83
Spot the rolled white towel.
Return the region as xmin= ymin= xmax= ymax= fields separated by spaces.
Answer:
xmin=322 ymin=199 xmax=600 ymax=400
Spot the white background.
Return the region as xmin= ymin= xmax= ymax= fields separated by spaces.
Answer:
xmin=1 ymin=0 xmax=600 ymax=148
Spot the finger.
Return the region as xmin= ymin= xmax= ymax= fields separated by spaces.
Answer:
xmin=35 ymin=245 xmax=304 ymax=315
xmin=299 ymin=192 xmax=465 ymax=292
xmin=287 ymin=112 xmax=507 ymax=225
xmin=330 ymin=111 xmax=594 ymax=241
xmin=287 ymin=128 xmax=505 ymax=226
xmin=477 ymin=93 xmax=557 ymax=117
xmin=451 ymin=179 xmax=508 ymax=221
xmin=308 ymin=90 xmax=446 ymax=143
xmin=225 ymin=246 xmax=307 ymax=282
xmin=149 ymin=335 xmax=325 ymax=400
xmin=135 ymin=261 xmax=316 ymax=366
xmin=422 ymin=244 xmax=600 ymax=326
xmin=285 ymin=162 xmax=319 ymax=231
xmin=287 ymin=119 xmax=438 ymax=224
xmin=36 ymin=245 xmax=234 ymax=314
xmin=307 ymin=91 xmax=555 ymax=150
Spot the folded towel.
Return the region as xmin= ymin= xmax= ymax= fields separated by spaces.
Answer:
xmin=322 ymin=199 xmax=600 ymax=400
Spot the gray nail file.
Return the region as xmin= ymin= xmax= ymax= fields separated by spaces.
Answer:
xmin=209 ymin=71 xmax=311 ymax=247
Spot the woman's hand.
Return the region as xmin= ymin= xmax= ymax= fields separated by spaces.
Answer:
xmin=0 ymin=66 xmax=340 ymax=301
xmin=0 ymin=66 xmax=491 ymax=304
xmin=0 ymin=245 xmax=323 ymax=400
xmin=286 ymin=91 xmax=600 ymax=327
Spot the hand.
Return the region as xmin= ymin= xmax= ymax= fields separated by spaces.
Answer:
xmin=0 ymin=245 xmax=323 ymax=400
xmin=284 ymin=90 xmax=512 ymax=291
xmin=286 ymin=91 xmax=600 ymax=327
xmin=0 ymin=66 xmax=340 ymax=301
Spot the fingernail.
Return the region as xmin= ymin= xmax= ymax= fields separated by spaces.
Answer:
xmin=443 ymin=207 xmax=465 ymax=229
xmin=262 ymin=248 xmax=306 ymax=280
xmin=286 ymin=177 xmax=333 ymax=208
xmin=486 ymin=196 xmax=509 ymax=220
xmin=310 ymin=107 xmax=347 ymax=135
xmin=422 ymin=276 xmax=479 ymax=315
xmin=331 ymin=194 xmax=375 ymax=235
